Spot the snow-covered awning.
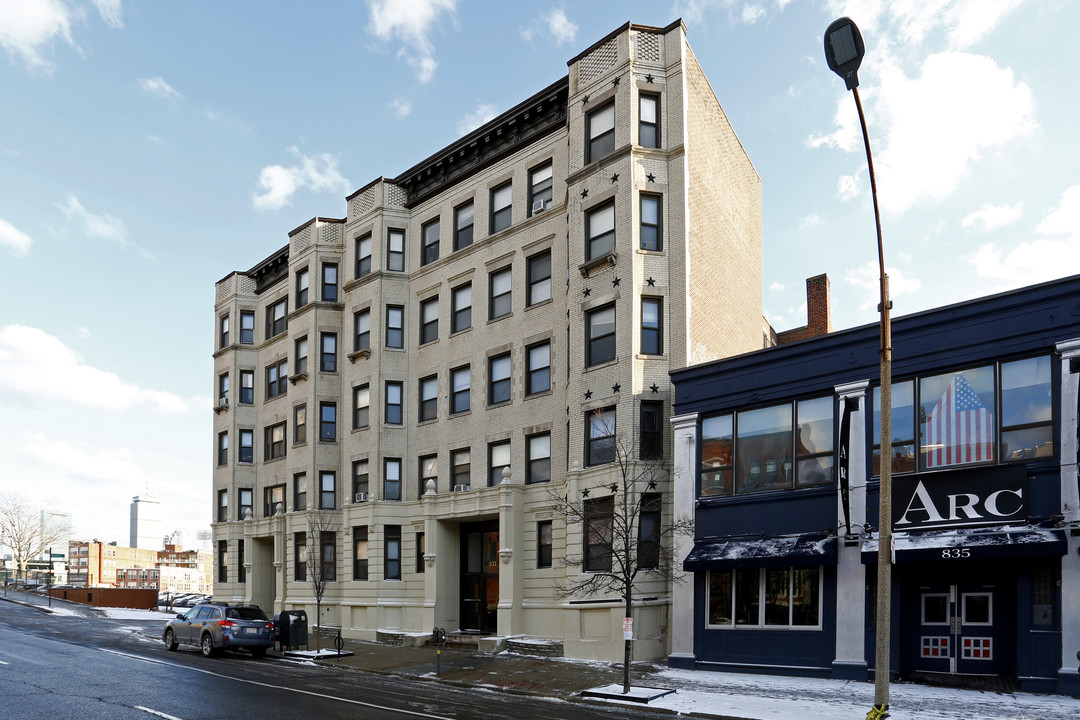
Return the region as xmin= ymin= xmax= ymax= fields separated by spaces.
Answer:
xmin=683 ymin=533 xmax=836 ymax=571
xmin=861 ymin=525 xmax=1067 ymax=564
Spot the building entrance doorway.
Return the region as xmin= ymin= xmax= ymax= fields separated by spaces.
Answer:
xmin=912 ymin=583 xmax=1003 ymax=677
xmin=459 ymin=521 xmax=499 ymax=633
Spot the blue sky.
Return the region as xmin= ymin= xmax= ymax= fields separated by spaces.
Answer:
xmin=1 ymin=0 xmax=1077 ymax=545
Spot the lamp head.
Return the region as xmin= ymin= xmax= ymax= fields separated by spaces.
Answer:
xmin=824 ymin=17 xmax=865 ymax=91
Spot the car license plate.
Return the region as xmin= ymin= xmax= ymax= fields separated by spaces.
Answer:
xmin=244 ymin=627 xmax=258 ymax=635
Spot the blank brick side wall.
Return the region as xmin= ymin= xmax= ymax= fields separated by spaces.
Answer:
xmin=683 ymin=45 xmax=763 ymax=367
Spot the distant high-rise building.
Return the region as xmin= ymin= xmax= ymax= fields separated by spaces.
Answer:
xmin=130 ymin=495 xmax=163 ymax=551
xmin=37 ymin=510 xmax=72 ymax=584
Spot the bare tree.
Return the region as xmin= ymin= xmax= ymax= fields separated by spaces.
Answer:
xmin=0 ymin=492 xmax=67 ymax=583
xmin=304 ymin=511 xmax=340 ymax=652
xmin=548 ymin=409 xmax=693 ymax=694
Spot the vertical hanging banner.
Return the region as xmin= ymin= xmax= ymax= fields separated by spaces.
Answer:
xmin=839 ymin=397 xmax=856 ymax=533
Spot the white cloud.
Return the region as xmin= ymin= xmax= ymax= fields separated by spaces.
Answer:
xmin=769 ymin=281 xmax=785 ymax=291
xmin=0 ymin=325 xmax=190 ymax=414
xmin=741 ymin=4 xmax=766 ymax=24
xmin=366 ymin=0 xmax=456 ymax=83
xmin=873 ymin=52 xmax=1036 ymax=215
xmin=0 ymin=0 xmax=76 ymax=74
xmin=58 ymin=194 xmax=149 ymax=257
xmin=90 ymin=0 xmax=123 ymax=29
xmin=138 ymin=75 xmax=181 ymax=101
xmin=389 ymin=98 xmax=412 ymax=117
xmin=798 ymin=213 xmax=822 ymax=230
xmin=968 ymin=184 xmax=1080 ymax=288
xmin=253 ymin=147 xmax=351 ymax=210
xmin=1035 ymin=184 xmax=1080 ymax=238
xmin=961 ymin=201 xmax=1023 ymax=233
xmin=76 ymin=326 xmax=92 ymax=339
xmin=520 ymin=9 xmax=578 ymax=46
xmin=0 ymin=217 xmax=33 ymax=256
xmin=844 ymin=261 xmax=923 ymax=311
xmin=457 ymin=103 xmax=497 ymax=136
xmin=22 ymin=432 xmax=145 ymax=484
xmin=830 ymin=0 xmax=1028 ymax=50
xmin=837 ymin=173 xmax=862 ymax=202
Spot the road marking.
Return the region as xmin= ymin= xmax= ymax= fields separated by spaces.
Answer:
xmin=135 ymin=707 xmax=184 ymax=720
xmin=100 ymin=649 xmax=454 ymax=720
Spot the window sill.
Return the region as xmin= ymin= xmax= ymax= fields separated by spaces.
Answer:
xmin=289 ymin=372 xmax=308 ymax=385
xmin=635 ymin=353 xmax=666 ymax=360
xmin=292 ymin=441 xmax=307 ymax=448
xmin=487 ymin=400 xmax=513 ymax=410
xmin=213 ymin=404 xmax=229 ymax=415
xmin=579 ymin=251 xmax=618 ymax=277
xmin=350 ymin=426 xmax=369 ymax=434
xmin=487 ymin=314 xmax=512 ymax=325
xmin=525 ymin=298 xmax=553 ymax=311
xmin=417 ymin=418 xmax=438 ymax=426
xmin=584 ymin=357 xmax=619 ymax=372
xmin=347 ymin=350 xmax=370 ymax=363
xmin=419 ymin=339 xmax=439 ymax=348
xmin=525 ymin=389 xmax=553 ymax=400
xmin=448 ymin=409 xmax=472 ymax=418
xmin=450 ymin=326 xmax=472 ymax=337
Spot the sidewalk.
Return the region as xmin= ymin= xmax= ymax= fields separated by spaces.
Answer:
xmin=5 ymin=593 xmax=1078 ymax=720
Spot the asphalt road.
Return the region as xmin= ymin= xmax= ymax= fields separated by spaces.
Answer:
xmin=0 ymin=601 xmax=670 ymax=720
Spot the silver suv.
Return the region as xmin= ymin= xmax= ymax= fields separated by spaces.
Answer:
xmin=163 ymin=602 xmax=274 ymax=658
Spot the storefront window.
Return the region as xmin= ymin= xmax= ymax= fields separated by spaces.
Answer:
xmin=874 ymin=357 xmax=1053 ymax=476
xmin=872 ymin=380 xmax=916 ymax=475
xmin=1000 ymin=356 xmax=1053 ymax=461
xmin=700 ymin=414 xmax=732 ymax=496
xmin=735 ymin=404 xmax=792 ymax=493
xmin=709 ymin=567 xmax=821 ymax=628
xmin=920 ymin=365 xmax=995 ymax=469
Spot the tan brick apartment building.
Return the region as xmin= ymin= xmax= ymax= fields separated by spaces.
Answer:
xmin=68 ymin=540 xmax=158 ymax=588
xmin=212 ymin=20 xmax=765 ymax=661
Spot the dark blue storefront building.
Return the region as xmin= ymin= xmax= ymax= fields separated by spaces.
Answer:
xmin=668 ymin=274 xmax=1080 ymax=696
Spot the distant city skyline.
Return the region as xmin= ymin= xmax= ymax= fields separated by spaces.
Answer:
xmin=1 ymin=1 xmax=1077 ymax=541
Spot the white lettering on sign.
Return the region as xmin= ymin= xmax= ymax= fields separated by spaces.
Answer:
xmin=896 ymin=480 xmax=1025 ymax=527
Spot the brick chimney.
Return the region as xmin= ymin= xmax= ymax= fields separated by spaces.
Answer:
xmin=775 ymin=273 xmax=832 ymax=345
xmin=805 ymin=273 xmax=832 ymax=337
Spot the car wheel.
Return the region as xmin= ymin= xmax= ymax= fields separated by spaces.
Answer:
xmin=250 ymin=648 xmax=266 ymax=659
xmin=200 ymin=633 xmax=217 ymax=657
xmin=164 ymin=629 xmax=178 ymax=651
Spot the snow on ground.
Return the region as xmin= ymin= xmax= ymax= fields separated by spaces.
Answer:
xmin=99 ymin=607 xmax=173 ymax=620
xmin=632 ymin=668 xmax=1080 ymax=720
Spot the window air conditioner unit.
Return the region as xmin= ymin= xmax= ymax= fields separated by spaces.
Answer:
xmin=532 ymin=200 xmax=547 ymax=214
xmin=355 ymin=492 xmax=368 ymax=503
xmin=217 ymin=399 xmax=228 ymax=408
xmin=453 ymin=484 xmax=470 ymax=493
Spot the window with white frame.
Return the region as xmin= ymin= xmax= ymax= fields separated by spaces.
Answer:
xmin=321 ymin=333 xmax=337 ymax=372
xmin=296 ymin=268 xmax=309 ymax=308
xmin=420 ymin=297 xmax=438 ymax=344
xmin=491 ymin=182 xmax=512 ymax=233
xmin=526 ymin=341 xmax=550 ymax=395
xmin=451 ymin=365 xmax=470 ymax=414
xmin=387 ymin=228 xmax=405 ymax=271
xmin=421 ymin=217 xmax=439 ymax=266
xmin=529 ymin=162 xmax=553 ymax=215
xmin=354 ymin=309 xmax=370 ymax=352
xmin=707 ymin=567 xmax=821 ymax=628
xmin=488 ymin=353 xmax=511 ymax=405
xmin=419 ymin=375 xmax=437 ymax=422
xmin=321 ymin=263 xmax=338 ymax=302
xmin=267 ymin=298 xmax=287 ymax=339
xmin=452 ymin=283 xmax=471 ymax=333
xmin=586 ymin=202 xmax=615 ymax=260
xmin=639 ymin=93 xmax=659 ymax=148
xmin=587 ymin=408 xmax=615 ymax=466
xmin=527 ymin=432 xmax=551 ymax=484
xmin=384 ymin=458 xmax=401 ymax=501
xmin=356 ymin=233 xmax=372 ymax=278
xmin=527 ymin=250 xmax=551 ymax=306
xmin=586 ymin=103 xmax=615 ymax=163
xmin=488 ymin=440 xmax=510 ymax=487
xmin=454 ymin=201 xmax=474 ymax=251
xmin=353 ymin=384 xmax=369 ymax=429
xmin=386 ymin=305 xmax=404 ymax=348
xmin=489 ymin=267 xmax=511 ymax=320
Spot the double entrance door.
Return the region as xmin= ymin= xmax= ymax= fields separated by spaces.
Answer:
xmin=460 ymin=521 xmax=499 ymax=633
xmin=914 ymin=583 xmax=1002 ymax=676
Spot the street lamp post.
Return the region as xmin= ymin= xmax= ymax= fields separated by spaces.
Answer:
xmin=824 ymin=17 xmax=893 ymax=720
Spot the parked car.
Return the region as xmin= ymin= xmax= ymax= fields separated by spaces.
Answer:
xmin=163 ymin=602 xmax=274 ymax=658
